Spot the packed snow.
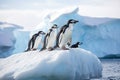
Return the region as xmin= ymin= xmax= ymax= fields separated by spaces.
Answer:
xmin=0 ymin=48 xmax=102 ymax=80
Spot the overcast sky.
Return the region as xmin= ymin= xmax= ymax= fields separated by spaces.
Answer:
xmin=0 ymin=0 xmax=120 ymax=10
xmin=0 ymin=0 xmax=120 ymax=29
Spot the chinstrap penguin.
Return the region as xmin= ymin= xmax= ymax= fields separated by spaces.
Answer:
xmin=25 ymin=31 xmax=45 ymax=52
xmin=55 ymin=19 xmax=79 ymax=50
xmin=70 ymin=42 xmax=83 ymax=48
xmin=41 ymin=24 xmax=58 ymax=51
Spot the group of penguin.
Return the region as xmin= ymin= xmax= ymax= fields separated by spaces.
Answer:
xmin=25 ymin=19 xmax=83 ymax=52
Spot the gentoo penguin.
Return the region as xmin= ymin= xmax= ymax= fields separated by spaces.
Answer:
xmin=55 ymin=19 xmax=79 ymax=50
xmin=70 ymin=42 xmax=83 ymax=48
xmin=25 ymin=31 xmax=45 ymax=51
xmin=41 ymin=24 xmax=58 ymax=51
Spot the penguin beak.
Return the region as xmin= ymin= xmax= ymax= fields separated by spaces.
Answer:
xmin=74 ymin=20 xmax=79 ymax=23
xmin=42 ymin=32 xmax=46 ymax=35
xmin=77 ymin=42 xmax=80 ymax=45
xmin=53 ymin=26 xmax=58 ymax=29
xmin=55 ymin=26 xmax=58 ymax=28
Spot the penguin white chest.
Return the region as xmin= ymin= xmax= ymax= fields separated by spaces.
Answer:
xmin=47 ymin=30 xmax=57 ymax=48
xmin=34 ymin=35 xmax=42 ymax=49
xmin=59 ymin=24 xmax=73 ymax=47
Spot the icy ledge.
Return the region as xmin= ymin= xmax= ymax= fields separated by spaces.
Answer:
xmin=0 ymin=48 xmax=102 ymax=80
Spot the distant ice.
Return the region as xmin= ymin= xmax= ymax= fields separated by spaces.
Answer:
xmin=0 ymin=22 xmax=22 ymax=58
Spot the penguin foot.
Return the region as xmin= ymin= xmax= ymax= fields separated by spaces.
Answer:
xmin=32 ymin=48 xmax=37 ymax=51
xmin=40 ymin=48 xmax=46 ymax=52
xmin=53 ymin=45 xmax=59 ymax=49
xmin=24 ymin=49 xmax=30 ymax=52
xmin=48 ymin=47 xmax=54 ymax=51
xmin=62 ymin=46 xmax=69 ymax=50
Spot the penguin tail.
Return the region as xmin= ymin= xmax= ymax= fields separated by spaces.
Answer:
xmin=40 ymin=48 xmax=46 ymax=52
xmin=54 ymin=45 xmax=59 ymax=49
xmin=24 ymin=48 xmax=31 ymax=52
xmin=24 ymin=49 xmax=29 ymax=52
xmin=48 ymin=47 xmax=54 ymax=51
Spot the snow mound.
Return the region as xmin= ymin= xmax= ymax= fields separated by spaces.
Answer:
xmin=0 ymin=48 xmax=102 ymax=80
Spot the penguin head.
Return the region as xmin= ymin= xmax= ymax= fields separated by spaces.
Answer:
xmin=76 ymin=42 xmax=80 ymax=45
xmin=38 ymin=31 xmax=46 ymax=35
xmin=68 ymin=19 xmax=79 ymax=24
xmin=49 ymin=29 xmax=53 ymax=32
xmin=77 ymin=42 xmax=83 ymax=45
xmin=51 ymin=24 xmax=58 ymax=29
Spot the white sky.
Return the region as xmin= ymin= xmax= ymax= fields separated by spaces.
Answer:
xmin=0 ymin=0 xmax=120 ymax=29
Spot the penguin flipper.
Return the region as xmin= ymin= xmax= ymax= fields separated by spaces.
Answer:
xmin=55 ymin=25 xmax=67 ymax=48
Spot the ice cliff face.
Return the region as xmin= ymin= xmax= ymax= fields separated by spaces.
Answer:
xmin=79 ymin=20 xmax=120 ymax=57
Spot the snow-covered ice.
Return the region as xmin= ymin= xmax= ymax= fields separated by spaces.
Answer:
xmin=0 ymin=48 xmax=102 ymax=80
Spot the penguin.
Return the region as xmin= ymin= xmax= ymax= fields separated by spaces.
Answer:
xmin=70 ymin=42 xmax=83 ymax=48
xmin=41 ymin=24 xmax=58 ymax=51
xmin=55 ymin=19 xmax=79 ymax=50
xmin=25 ymin=31 xmax=45 ymax=52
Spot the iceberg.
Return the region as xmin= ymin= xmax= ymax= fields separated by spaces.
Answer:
xmin=37 ymin=7 xmax=120 ymax=57
xmin=1 ymin=7 xmax=120 ymax=58
xmin=0 ymin=22 xmax=22 ymax=58
xmin=0 ymin=48 xmax=102 ymax=80
xmin=0 ymin=22 xmax=30 ymax=58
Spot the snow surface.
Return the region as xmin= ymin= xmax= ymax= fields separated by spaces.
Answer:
xmin=0 ymin=48 xmax=102 ymax=80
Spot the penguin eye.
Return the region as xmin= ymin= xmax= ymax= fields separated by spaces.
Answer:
xmin=52 ymin=27 xmax=55 ymax=28
xmin=69 ymin=20 xmax=74 ymax=23
xmin=71 ymin=20 xmax=75 ymax=23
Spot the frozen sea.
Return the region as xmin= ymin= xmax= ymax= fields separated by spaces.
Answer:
xmin=93 ymin=59 xmax=120 ymax=80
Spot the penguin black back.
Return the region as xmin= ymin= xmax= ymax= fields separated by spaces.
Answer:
xmin=55 ymin=25 xmax=68 ymax=48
